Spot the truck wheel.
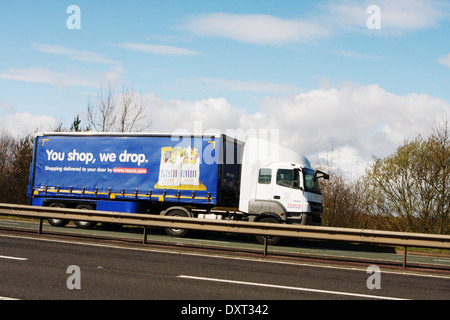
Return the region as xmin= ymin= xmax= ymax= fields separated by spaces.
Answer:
xmin=164 ymin=210 xmax=189 ymax=238
xmin=255 ymin=216 xmax=282 ymax=246
xmin=47 ymin=203 xmax=70 ymax=227
xmin=74 ymin=204 xmax=97 ymax=229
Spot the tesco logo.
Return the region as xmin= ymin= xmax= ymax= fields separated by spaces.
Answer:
xmin=287 ymin=203 xmax=301 ymax=209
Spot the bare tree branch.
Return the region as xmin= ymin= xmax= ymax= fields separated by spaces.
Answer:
xmin=87 ymin=83 xmax=151 ymax=132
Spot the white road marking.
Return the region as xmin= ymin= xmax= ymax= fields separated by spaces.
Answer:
xmin=178 ymin=275 xmax=408 ymax=300
xmin=433 ymin=258 xmax=450 ymax=263
xmin=0 ymin=255 xmax=28 ymax=261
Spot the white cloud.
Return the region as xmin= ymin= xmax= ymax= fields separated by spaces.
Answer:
xmin=6 ymin=83 xmax=447 ymax=177
xmin=322 ymin=0 xmax=449 ymax=34
xmin=333 ymin=50 xmax=382 ymax=60
xmin=25 ymin=43 xmax=125 ymax=87
xmin=0 ymin=112 xmax=57 ymax=137
xmin=439 ymin=53 xmax=450 ymax=67
xmin=31 ymin=43 xmax=118 ymax=65
xmin=375 ymin=0 xmax=447 ymax=31
xmin=183 ymin=13 xmax=329 ymax=45
xmin=184 ymin=1 xmax=449 ymax=45
xmin=117 ymin=43 xmax=200 ymax=56
xmin=0 ymin=101 xmax=16 ymax=113
xmin=195 ymin=78 xmax=300 ymax=93
xmin=100 ymin=65 xmax=126 ymax=86
xmin=317 ymin=145 xmax=365 ymax=177
xmin=258 ymin=84 xmax=449 ymax=168
xmin=0 ymin=67 xmax=100 ymax=88
xmin=144 ymin=83 xmax=449 ymax=177
xmin=147 ymin=95 xmax=244 ymax=133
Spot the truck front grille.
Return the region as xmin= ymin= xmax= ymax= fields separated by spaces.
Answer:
xmin=309 ymin=201 xmax=323 ymax=215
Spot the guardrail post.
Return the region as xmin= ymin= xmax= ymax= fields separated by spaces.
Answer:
xmin=263 ymin=236 xmax=268 ymax=256
xmin=403 ymin=246 xmax=407 ymax=268
xmin=143 ymin=227 xmax=148 ymax=244
xmin=38 ymin=218 xmax=43 ymax=235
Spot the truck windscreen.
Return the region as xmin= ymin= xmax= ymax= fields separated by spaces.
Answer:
xmin=303 ymin=168 xmax=322 ymax=194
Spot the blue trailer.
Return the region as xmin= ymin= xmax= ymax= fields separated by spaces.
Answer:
xmin=28 ymin=132 xmax=327 ymax=244
xmin=28 ymin=133 xmax=242 ymax=230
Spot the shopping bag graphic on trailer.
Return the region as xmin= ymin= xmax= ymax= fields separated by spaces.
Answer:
xmin=181 ymin=146 xmax=200 ymax=186
xmin=158 ymin=147 xmax=182 ymax=186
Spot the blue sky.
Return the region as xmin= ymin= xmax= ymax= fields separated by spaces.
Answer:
xmin=1 ymin=0 xmax=449 ymax=175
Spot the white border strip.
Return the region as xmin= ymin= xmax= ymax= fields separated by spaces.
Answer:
xmin=178 ymin=275 xmax=408 ymax=300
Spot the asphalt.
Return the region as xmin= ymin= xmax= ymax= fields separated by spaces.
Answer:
xmin=1 ymin=235 xmax=449 ymax=301
xmin=1 ymin=218 xmax=449 ymax=270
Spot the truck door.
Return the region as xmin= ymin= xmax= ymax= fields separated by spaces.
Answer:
xmin=272 ymin=168 xmax=294 ymax=201
xmin=255 ymin=167 xmax=273 ymax=201
xmin=253 ymin=166 xmax=303 ymax=216
xmin=272 ymin=167 xmax=303 ymax=211
xmin=256 ymin=167 xmax=301 ymax=202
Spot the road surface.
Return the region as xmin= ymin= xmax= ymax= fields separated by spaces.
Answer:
xmin=1 ymin=234 xmax=448 ymax=303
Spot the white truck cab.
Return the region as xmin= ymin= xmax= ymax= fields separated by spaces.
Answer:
xmin=239 ymin=137 xmax=328 ymax=226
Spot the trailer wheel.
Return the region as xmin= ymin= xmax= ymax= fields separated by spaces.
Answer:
xmin=164 ymin=210 xmax=189 ymax=238
xmin=47 ymin=203 xmax=70 ymax=227
xmin=255 ymin=216 xmax=282 ymax=246
xmin=74 ymin=204 xmax=98 ymax=229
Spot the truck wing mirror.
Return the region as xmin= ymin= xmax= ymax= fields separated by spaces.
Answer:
xmin=315 ymin=170 xmax=330 ymax=180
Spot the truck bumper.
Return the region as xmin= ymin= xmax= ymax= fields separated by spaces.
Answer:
xmin=299 ymin=212 xmax=322 ymax=226
xmin=286 ymin=211 xmax=322 ymax=226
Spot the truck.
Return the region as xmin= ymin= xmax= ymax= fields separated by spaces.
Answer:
xmin=27 ymin=132 xmax=329 ymax=244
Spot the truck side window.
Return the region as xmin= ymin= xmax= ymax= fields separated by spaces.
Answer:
xmin=258 ymin=168 xmax=272 ymax=184
xmin=277 ymin=169 xmax=295 ymax=188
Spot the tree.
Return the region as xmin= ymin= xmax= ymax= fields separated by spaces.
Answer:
xmin=52 ymin=114 xmax=90 ymax=132
xmin=363 ymin=119 xmax=449 ymax=234
xmin=9 ymin=135 xmax=34 ymax=204
xmin=321 ymin=171 xmax=367 ymax=228
xmin=0 ymin=133 xmax=33 ymax=204
xmin=317 ymin=148 xmax=367 ymax=229
xmin=0 ymin=133 xmax=15 ymax=203
xmin=87 ymin=84 xmax=117 ymax=132
xmin=427 ymin=117 xmax=450 ymax=234
xmin=70 ymin=114 xmax=90 ymax=132
xmin=87 ymin=83 xmax=151 ymax=132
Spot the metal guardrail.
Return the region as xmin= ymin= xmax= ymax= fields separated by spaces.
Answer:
xmin=0 ymin=203 xmax=449 ymax=268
